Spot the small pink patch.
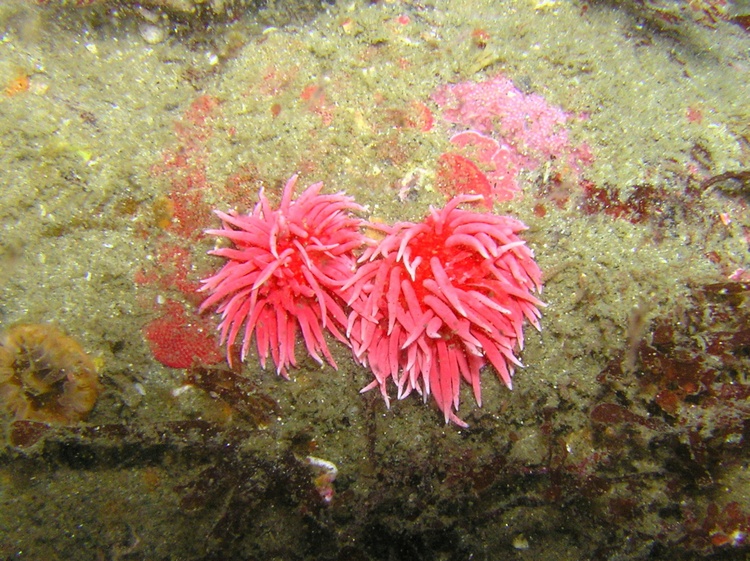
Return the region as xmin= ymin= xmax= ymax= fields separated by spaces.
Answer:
xmin=184 ymin=95 xmax=220 ymax=127
xmin=436 ymin=152 xmax=493 ymax=208
xmin=412 ymin=101 xmax=434 ymax=132
xmin=300 ymin=84 xmax=334 ymax=125
xmin=449 ymin=130 xmax=522 ymax=202
xmin=686 ymin=105 xmax=703 ymax=124
xmin=144 ymin=300 xmax=223 ymax=369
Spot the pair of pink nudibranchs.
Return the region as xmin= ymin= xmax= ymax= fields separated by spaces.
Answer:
xmin=199 ymin=175 xmax=543 ymax=427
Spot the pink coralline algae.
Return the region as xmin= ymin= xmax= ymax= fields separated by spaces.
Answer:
xmin=345 ymin=195 xmax=544 ymax=427
xmin=449 ymin=130 xmax=522 ymax=202
xmin=435 ymin=152 xmax=495 ymax=208
xmin=432 ymin=74 xmax=592 ymax=202
xmin=199 ymin=175 xmax=365 ymax=376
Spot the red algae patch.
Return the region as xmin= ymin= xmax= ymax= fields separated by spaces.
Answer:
xmin=143 ymin=299 xmax=224 ymax=369
xmin=0 ymin=324 xmax=103 ymax=423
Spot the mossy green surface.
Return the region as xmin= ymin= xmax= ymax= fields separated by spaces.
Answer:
xmin=0 ymin=1 xmax=749 ymax=559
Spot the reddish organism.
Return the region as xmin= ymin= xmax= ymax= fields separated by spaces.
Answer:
xmin=200 ymin=175 xmax=365 ymax=376
xmin=346 ymin=195 xmax=543 ymax=426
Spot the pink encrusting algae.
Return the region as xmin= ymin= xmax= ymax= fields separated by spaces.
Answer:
xmin=199 ymin=175 xmax=366 ymax=377
xmin=432 ymin=74 xmax=573 ymax=162
xmin=345 ymin=195 xmax=544 ymax=427
xmin=432 ymin=74 xmax=593 ymax=203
